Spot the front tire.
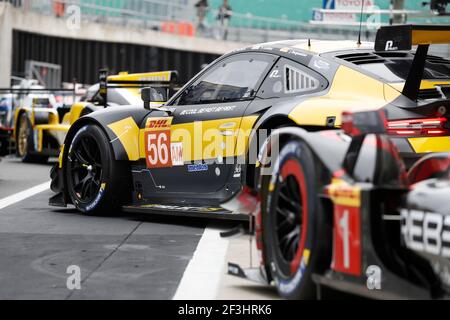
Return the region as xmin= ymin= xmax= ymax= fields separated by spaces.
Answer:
xmin=65 ymin=124 xmax=131 ymax=215
xmin=261 ymin=139 xmax=330 ymax=300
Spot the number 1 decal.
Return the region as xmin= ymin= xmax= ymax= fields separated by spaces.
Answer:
xmin=333 ymin=205 xmax=361 ymax=276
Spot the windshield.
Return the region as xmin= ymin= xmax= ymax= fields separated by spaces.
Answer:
xmin=360 ymin=56 xmax=450 ymax=83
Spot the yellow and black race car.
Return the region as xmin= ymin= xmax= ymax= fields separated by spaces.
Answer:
xmin=13 ymin=70 xmax=178 ymax=163
xmin=49 ymin=25 xmax=450 ymax=222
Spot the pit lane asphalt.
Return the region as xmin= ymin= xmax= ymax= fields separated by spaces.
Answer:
xmin=0 ymin=156 xmax=212 ymax=299
xmin=0 ymin=156 xmax=283 ymax=300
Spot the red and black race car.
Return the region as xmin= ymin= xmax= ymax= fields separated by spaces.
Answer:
xmin=225 ymin=109 xmax=450 ymax=299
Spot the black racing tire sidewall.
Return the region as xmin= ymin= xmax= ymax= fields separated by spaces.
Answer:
xmin=262 ymin=139 xmax=328 ymax=300
xmin=65 ymin=125 xmax=115 ymax=215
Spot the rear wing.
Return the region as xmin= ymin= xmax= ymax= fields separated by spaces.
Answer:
xmin=0 ymin=87 xmax=77 ymax=108
xmin=375 ymin=25 xmax=450 ymax=101
xmin=107 ymin=70 xmax=178 ymax=84
xmin=0 ymin=88 xmax=75 ymax=95
xmin=375 ymin=25 xmax=450 ymax=51
xmin=98 ymin=69 xmax=180 ymax=107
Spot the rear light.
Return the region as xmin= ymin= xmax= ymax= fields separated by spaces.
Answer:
xmin=387 ymin=117 xmax=449 ymax=137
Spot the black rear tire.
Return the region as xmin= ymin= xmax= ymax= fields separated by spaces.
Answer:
xmin=65 ymin=124 xmax=131 ymax=215
xmin=261 ymin=139 xmax=330 ymax=300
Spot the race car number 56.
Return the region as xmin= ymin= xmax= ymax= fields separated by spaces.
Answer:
xmin=145 ymin=117 xmax=173 ymax=168
xmin=146 ymin=130 xmax=171 ymax=168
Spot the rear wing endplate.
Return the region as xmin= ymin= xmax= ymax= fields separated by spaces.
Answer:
xmin=375 ymin=25 xmax=450 ymax=101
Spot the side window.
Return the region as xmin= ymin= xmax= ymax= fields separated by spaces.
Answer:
xmin=284 ymin=64 xmax=320 ymax=94
xmin=258 ymin=58 xmax=327 ymax=99
xmin=172 ymin=54 xmax=274 ymax=106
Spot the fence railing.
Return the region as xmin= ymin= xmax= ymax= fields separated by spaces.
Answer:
xmin=8 ymin=0 xmax=449 ymax=57
xmin=2 ymin=0 xmax=380 ymax=43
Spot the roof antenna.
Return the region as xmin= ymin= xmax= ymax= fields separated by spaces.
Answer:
xmin=357 ymin=0 xmax=365 ymax=45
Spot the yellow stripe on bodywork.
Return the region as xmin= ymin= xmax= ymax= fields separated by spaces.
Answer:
xmin=288 ymin=65 xmax=401 ymax=127
xmin=108 ymin=117 xmax=141 ymax=161
xmin=108 ymin=71 xmax=174 ymax=83
xmin=412 ymin=30 xmax=450 ymax=46
xmin=69 ymin=103 xmax=89 ymax=125
xmin=109 ymin=115 xmax=258 ymax=162
xmin=408 ymin=137 xmax=450 ymax=154
xmin=137 ymin=116 xmax=259 ymax=162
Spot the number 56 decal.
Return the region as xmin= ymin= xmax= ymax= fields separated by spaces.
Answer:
xmin=146 ymin=131 xmax=171 ymax=168
xmin=145 ymin=117 xmax=174 ymax=168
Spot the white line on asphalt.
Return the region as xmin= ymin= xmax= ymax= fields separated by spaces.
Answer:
xmin=173 ymin=227 xmax=229 ymax=300
xmin=0 ymin=181 xmax=51 ymax=210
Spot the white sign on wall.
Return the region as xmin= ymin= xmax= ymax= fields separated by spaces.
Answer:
xmin=323 ymin=0 xmax=375 ymax=10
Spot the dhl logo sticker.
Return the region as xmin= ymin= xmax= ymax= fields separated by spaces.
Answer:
xmin=326 ymin=178 xmax=361 ymax=207
xmin=145 ymin=117 xmax=173 ymax=130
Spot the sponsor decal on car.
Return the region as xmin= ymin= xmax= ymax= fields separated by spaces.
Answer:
xmin=179 ymin=105 xmax=236 ymax=116
xmin=140 ymin=204 xmax=223 ymax=212
xmin=144 ymin=117 xmax=173 ymax=169
xmin=279 ymin=47 xmax=307 ymax=57
xmin=401 ymin=209 xmax=450 ymax=258
xmin=170 ymin=142 xmax=184 ymax=166
xmin=277 ymin=249 xmax=310 ymax=294
xmin=187 ymin=163 xmax=209 ymax=173
xmin=85 ymin=183 xmax=106 ymax=211
xmin=327 ymin=179 xmax=362 ymax=276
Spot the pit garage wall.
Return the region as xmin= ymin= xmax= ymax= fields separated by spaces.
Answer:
xmin=0 ymin=2 xmax=243 ymax=86
xmin=11 ymin=31 xmax=219 ymax=85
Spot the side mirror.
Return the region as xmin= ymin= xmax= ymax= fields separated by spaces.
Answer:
xmin=99 ymin=69 xmax=108 ymax=108
xmin=141 ymin=87 xmax=166 ymax=110
xmin=141 ymin=87 xmax=152 ymax=110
